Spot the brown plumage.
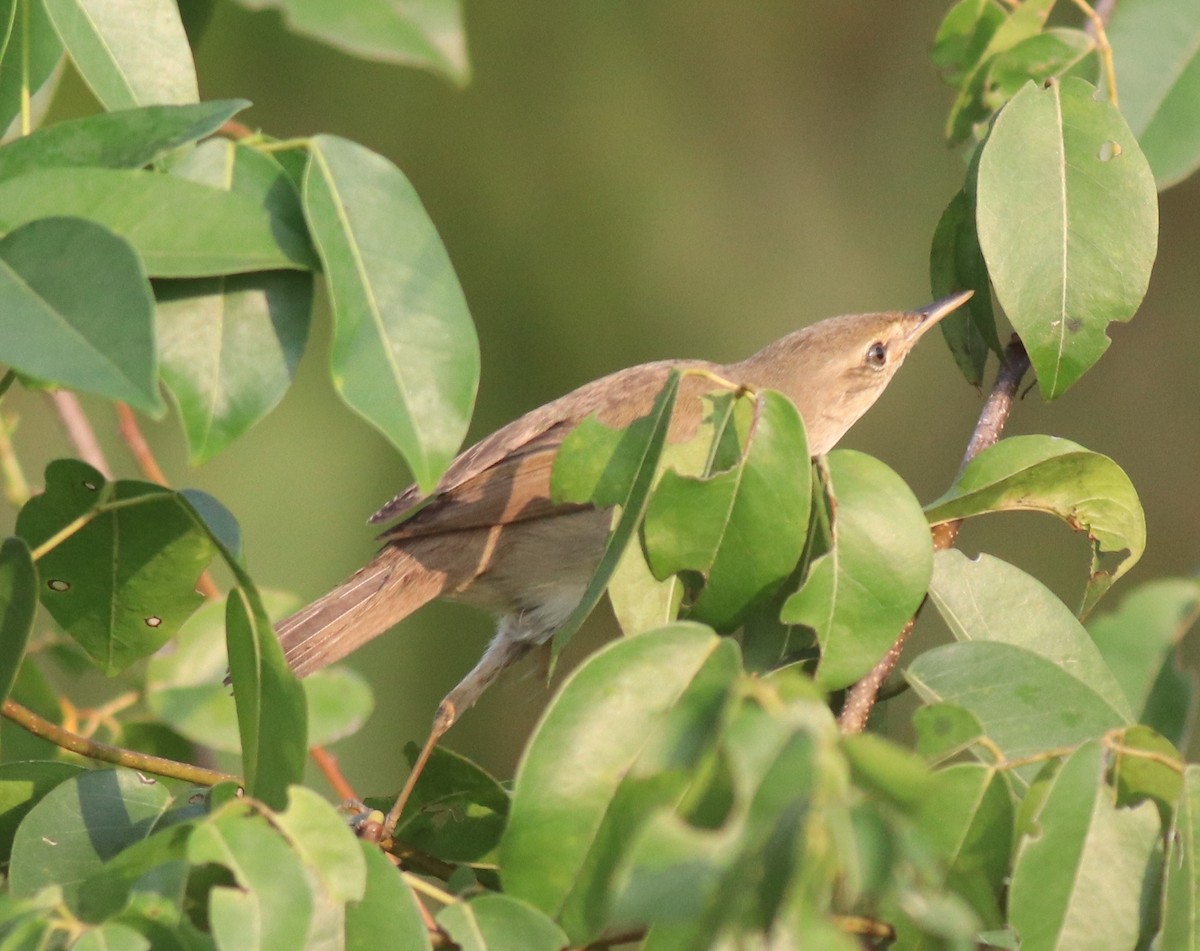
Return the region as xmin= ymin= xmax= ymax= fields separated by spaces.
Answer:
xmin=276 ymin=293 xmax=971 ymax=723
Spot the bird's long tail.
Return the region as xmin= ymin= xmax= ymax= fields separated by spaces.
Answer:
xmin=276 ymin=541 xmax=458 ymax=677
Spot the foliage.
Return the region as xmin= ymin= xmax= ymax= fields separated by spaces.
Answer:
xmin=0 ymin=0 xmax=1196 ymax=948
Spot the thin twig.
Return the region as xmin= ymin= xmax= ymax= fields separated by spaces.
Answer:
xmin=2 ymin=698 xmax=240 ymax=787
xmin=1070 ymin=0 xmax=1119 ymax=106
xmin=47 ymin=391 xmax=111 ymax=478
xmin=838 ymin=338 xmax=1031 ymax=734
xmin=0 ymin=410 xmax=30 ymax=506
xmin=310 ymin=745 xmax=358 ymax=801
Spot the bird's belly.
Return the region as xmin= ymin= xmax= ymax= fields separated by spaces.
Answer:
xmin=449 ymin=507 xmax=613 ymax=643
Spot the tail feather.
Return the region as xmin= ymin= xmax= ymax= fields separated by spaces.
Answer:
xmin=276 ymin=543 xmax=454 ymax=677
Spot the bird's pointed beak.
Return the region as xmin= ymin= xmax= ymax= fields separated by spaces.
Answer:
xmin=905 ymin=290 xmax=974 ymax=342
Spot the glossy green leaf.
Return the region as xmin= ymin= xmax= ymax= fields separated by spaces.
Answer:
xmin=912 ymin=702 xmax=986 ymax=763
xmin=0 ymin=537 xmax=36 ymax=707
xmin=549 ymin=372 xmax=679 ymax=661
xmin=157 ymin=139 xmax=313 ymax=462
xmin=16 ymin=460 xmax=216 ymax=673
xmin=917 ymin=763 xmax=1013 ymax=926
xmin=438 ymin=894 xmax=569 ymax=951
xmin=0 ymin=761 xmax=85 ymax=865
xmin=346 ymin=841 xmax=432 ymax=950
xmin=924 ymin=435 xmax=1146 ymax=615
xmin=907 ymin=642 xmax=1130 ymax=783
xmin=42 ymin=0 xmax=197 ymax=109
xmin=1008 ymin=742 xmax=1160 ymax=950
xmin=1108 ymin=0 xmax=1200 ymax=188
xmin=643 ymin=390 xmax=810 ymax=630
xmin=782 ymin=450 xmax=933 ymax=690
xmin=0 ymin=0 xmax=63 ymax=137
xmin=231 ymin=0 xmax=468 ymax=84
xmin=983 ymin=29 xmax=1094 ymax=110
xmin=188 ymin=811 xmax=314 ymax=951
xmin=0 ymin=99 xmax=249 ymax=182
xmin=303 ymin=134 xmax=479 ymax=493
xmin=0 ymin=167 xmax=315 ymax=276
xmin=274 ymin=786 xmax=366 ymax=904
xmin=1162 ymin=766 xmax=1200 ymax=949
xmin=503 ymin=623 xmax=738 ymax=942
xmin=937 ymin=0 xmax=1057 ymax=143
xmin=0 ymin=217 xmax=161 ymax=414
xmin=1088 ymin=578 xmax=1200 ymax=722
xmin=157 ymin=272 xmax=312 ymax=464
xmin=149 ymin=653 xmax=367 ymax=755
xmin=8 ymin=768 xmax=173 ymax=899
xmin=225 ymin=586 xmax=306 ymax=810
xmin=927 ymin=550 xmax=1133 ymax=719
xmin=386 ymin=745 xmax=509 ymax=864
xmin=1110 ymin=724 xmax=1183 ymax=821
xmin=976 ymin=77 xmax=1158 ymax=399
xmin=930 ymin=188 xmax=997 ymax=386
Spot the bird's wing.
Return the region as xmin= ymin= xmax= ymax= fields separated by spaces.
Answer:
xmin=373 ymin=358 xmax=720 ymax=541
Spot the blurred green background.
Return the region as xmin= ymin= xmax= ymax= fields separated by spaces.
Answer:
xmin=5 ymin=1 xmax=1198 ymax=793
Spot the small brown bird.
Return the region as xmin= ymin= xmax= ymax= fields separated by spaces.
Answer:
xmin=277 ymin=291 xmax=970 ymax=826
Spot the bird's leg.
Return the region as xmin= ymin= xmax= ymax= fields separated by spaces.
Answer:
xmin=383 ymin=620 xmax=535 ymax=836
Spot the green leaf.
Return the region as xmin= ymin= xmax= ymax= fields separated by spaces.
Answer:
xmin=385 ymin=745 xmax=509 ymax=864
xmin=930 ymin=189 xmax=998 ymax=386
xmin=548 ymin=372 xmax=679 ymax=661
xmin=927 ymin=550 xmax=1134 ymax=720
xmin=0 ymin=100 xmax=249 ymax=182
xmin=346 ymin=841 xmax=432 ymax=951
xmin=1108 ymin=0 xmax=1200 ymax=188
xmin=1110 ymin=724 xmax=1183 ymax=821
xmin=982 ymin=29 xmax=1094 ymax=110
xmin=71 ymin=924 xmax=150 ymax=951
xmin=438 ymin=894 xmax=569 ymax=951
xmin=912 ymin=702 xmax=986 ymax=762
xmin=303 ymin=134 xmax=479 ymax=493
xmin=782 ymin=450 xmax=933 ymax=690
xmin=8 ymin=768 xmax=173 ymax=900
xmin=916 ymin=763 xmax=1013 ymax=926
xmin=42 ymin=0 xmax=198 ymax=109
xmin=229 ymin=0 xmax=468 ymax=85
xmin=0 ymin=167 xmax=316 ymax=276
xmin=0 ymin=537 xmax=36 ymax=707
xmin=924 ymin=435 xmax=1146 ymax=615
xmin=1088 ymin=578 xmax=1200 ymax=727
xmin=975 ymin=77 xmax=1159 ymax=399
xmin=502 ymin=624 xmax=738 ymax=942
xmin=188 ymin=810 xmax=315 ymax=951
xmin=0 ymin=0 xmax=63 ymax=137
xmin=907 ymin=642 xmax=1130 ymax=784
xmin=1008 ymin=742 xmax=1160 ymax=950
xmin=0 ymin=761 xmax=85 ymax=865
xmin=0 ymin=217 xmax=162 ymax=414
xmin=16 ymin=460 xmax=216 ymax=673
xmin=225 ymin=586 xmax=306 ymax=810
xmin=148 ymin=592 xmax=370 ymax=752
xmin=931 ymin=0 xmax=1007 ymax=89
xmin=1162 ymin=766 xmax=1200 ymax=949
xmin=155 ymin=139 xmax=314 ymax=463
xmin=643 ymin=390 xmax=811 ymax=631
xmin=157 ymin=270 xmax=312 ymax=464
xmin=274 ymin=787 xmax=367 ymax=904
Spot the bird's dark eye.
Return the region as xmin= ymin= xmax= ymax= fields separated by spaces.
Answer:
xmin=865 ymin=341 xmax=888 ymax=368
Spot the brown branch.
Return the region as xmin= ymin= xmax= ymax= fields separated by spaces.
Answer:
xmin=838 ymin=338 xmax=1031 ymax=734
xmin=310 ymin=745 xmax=358 ymax=801
xmin=2 ymin=698 xmax=240 ymax=787
xmin=47 ymin=391 xmax=111 ymax=478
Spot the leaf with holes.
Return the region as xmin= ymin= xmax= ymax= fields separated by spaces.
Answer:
xmin=15 ymin=460 xmax=216 ymax=674
xmin=976 ymin=77 xmax=1158 ymax=399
